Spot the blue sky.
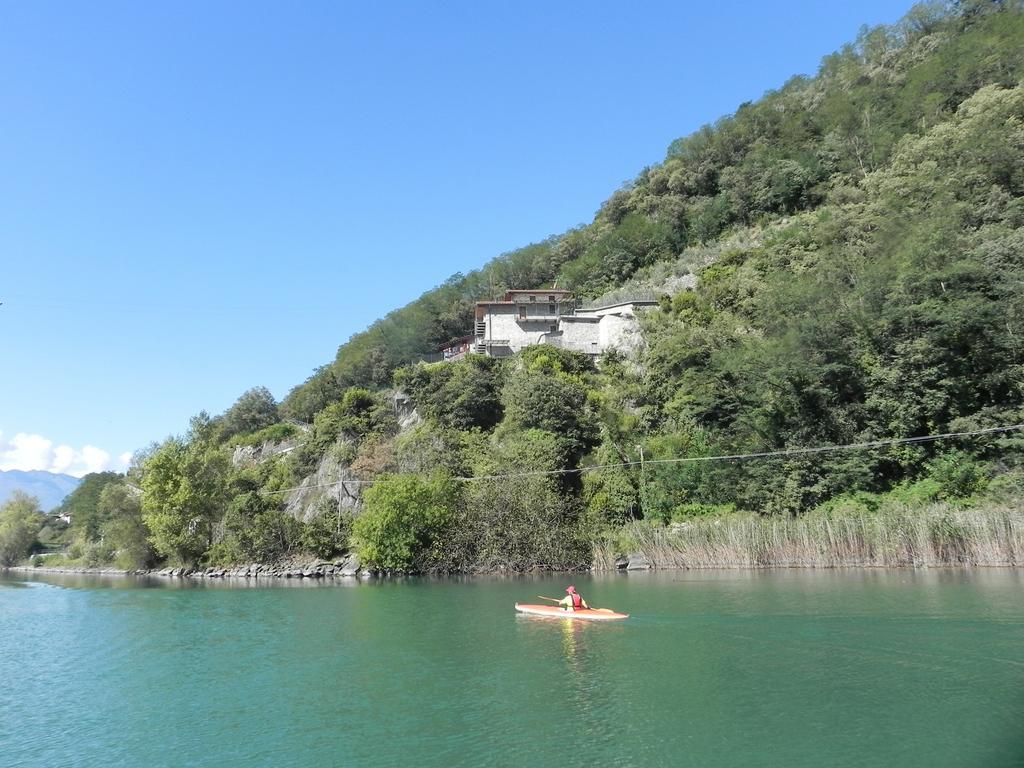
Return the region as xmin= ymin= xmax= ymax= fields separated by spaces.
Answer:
xmin=0 ymin=0 xmax=912 ymax=476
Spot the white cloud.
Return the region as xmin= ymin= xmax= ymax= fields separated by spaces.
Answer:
xmin=52 ymin=445 xmax=76 ymax=473
xmin=0 ymin=430 xmax=129 ymax=478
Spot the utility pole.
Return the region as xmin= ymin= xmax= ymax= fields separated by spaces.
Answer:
xmin=636 ymin=444 xmax=645 ymax=518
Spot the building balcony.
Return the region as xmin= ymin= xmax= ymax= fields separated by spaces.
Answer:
xmin=516 ymin=313 xmax=560 ymax=323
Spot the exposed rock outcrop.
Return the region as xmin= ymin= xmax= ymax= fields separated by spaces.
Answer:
xmin=282 ymin=392 xmax=421 ymax=523
xmin=625 ymin=553 xmax=652 ymax=570
xmin=285 ymin=449 xmax=363 ymax=523
xmin=391 ymin=389 xmax=421 ymax=432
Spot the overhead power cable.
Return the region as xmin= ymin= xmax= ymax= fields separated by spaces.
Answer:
xmin=258 ymin=422 xmax=1023 ymax=496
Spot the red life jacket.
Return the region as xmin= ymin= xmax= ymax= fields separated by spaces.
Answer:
xmin=570 ymin=592 xmax=583 ymax=610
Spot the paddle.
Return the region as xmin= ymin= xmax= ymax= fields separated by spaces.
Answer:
xmin=537 ymin=595 xmax=563 ymax=603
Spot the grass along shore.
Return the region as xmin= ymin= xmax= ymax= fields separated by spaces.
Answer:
xmin=594 ymin=503 xmax=1024 ymax=570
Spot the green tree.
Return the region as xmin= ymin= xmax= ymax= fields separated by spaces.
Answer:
xmin=0 ymin=492 xmax=44 ymax=566
xmin=280 ymin=365 xmax=345 ymax=423
xmin=394 ymin=422 xmax=473 ymax=477
xmin=581 ymin=444 xmax=639 ymax=526
xmin=395 ymin=356 xmax=502 ymax=431
xmin=501 ymin=365 xmax=598 ymax=462
xmin=217 ymin=386 xmax=280 ymax=442
xmin=97 ymin=482 xmax=154 ymax=569
xmin=352 ymin=473 xmax=460 ymax=571
xmin=560 ymin=213 xmax=679 ymax=295
xmin=141 ymin=439 xmax=232 ymax=565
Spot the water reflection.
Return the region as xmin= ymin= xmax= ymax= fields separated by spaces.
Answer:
xmin=3 ymin=567 xmax=1023 ymax=767
xmin=1 ymin=572 xmax=366 ymax=590
xmin=560 ymin=616 xmax=587 ymax=663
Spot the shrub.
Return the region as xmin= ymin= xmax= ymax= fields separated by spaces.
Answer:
xmin=984 ymin=470 xmax=1024 ymax=503
xmin=228 ymin=422 xmax=301 ymax=448
xmin=32 ymin=553 xmax=67 ymax=567
xmin=302 ymin=499 xmax=352 ymax=559
xmin=887 ymin=478 xmax=943 ymax=507
xmin=205 ymin=537 xmax=246 ymax=566
xmin=926 ymin=451 xmax=989 ymax=499
xmin=103 ymin=516 xmax=156 ymax=570
xmin=292 ymin=388 xmax=396 ymax=477
xmin=220 ymin=491 xmax=304 ymax=563
xmin=241 ymin=510 xmax=304 ymax=563
xmin=395 ymin=357 xmax=502 ymax=431
xmin=582 ymin=467 xmax=639 ymax=527
xmin=809 ymin=492 xmax=883 ymax=518
xmin=353 ymin=473 xmax=460 ymax=571
xmin=443 ymin=429 xmax=591 ymax=571
xmin=81 ymin=540 xmax=115 ymax=568
xmin=394 ymin=423 xmax=473 ymax=477
xmin=501 ymin=370 xmax=598 ymax=461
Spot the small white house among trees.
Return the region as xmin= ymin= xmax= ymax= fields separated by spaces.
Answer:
xmin=452 ymin=289 xmax=655 ymax=359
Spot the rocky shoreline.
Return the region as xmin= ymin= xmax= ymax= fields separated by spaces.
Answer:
xmin=6 ymin=552 xmax=656 ymax=579
xmin=8 ymin=552 xmax=368 ymax=580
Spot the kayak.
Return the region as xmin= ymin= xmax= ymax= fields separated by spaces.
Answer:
xmin=514 ymin=603 xmax=629 ymax=621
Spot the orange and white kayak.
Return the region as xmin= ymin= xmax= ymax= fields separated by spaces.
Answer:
xmin=514 ymin=603 xmax=629 ymax=621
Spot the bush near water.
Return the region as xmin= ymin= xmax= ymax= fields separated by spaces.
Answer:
xmin=7 ymin=3 xmax=1024 ymax=572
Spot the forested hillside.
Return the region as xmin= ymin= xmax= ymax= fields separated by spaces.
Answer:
xmin=282 ymin=0 xmax=1024 ymax=418
xmin=10 ymin=1 xmax=1023 ymax=572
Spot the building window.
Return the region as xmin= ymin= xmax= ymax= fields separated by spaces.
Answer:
xmin=548 ymin=303 xmax=556 ymax=315
xmin=549 ymin=324 xmax=557 ymax=333
xmin=519 ymin=306 xmax=527 ymax=320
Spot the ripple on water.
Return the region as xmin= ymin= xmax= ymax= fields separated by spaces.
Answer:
xmin=1 ymin=570 xmax=1023 ymax=768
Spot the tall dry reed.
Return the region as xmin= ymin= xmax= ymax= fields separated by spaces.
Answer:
xmin=593 ymin=503 xmax=1024 ymax=569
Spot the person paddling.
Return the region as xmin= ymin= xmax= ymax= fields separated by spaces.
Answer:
xmin=558 ymin=585 xmax=590 ymax=612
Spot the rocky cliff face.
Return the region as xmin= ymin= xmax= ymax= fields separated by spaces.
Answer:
xmin=392 ymin=389 xmax=421 ymax=432
xmin=231 ymin=395 xmax=421 ymax=523
xmin=284 ymin=449 xmax=364 ymax=523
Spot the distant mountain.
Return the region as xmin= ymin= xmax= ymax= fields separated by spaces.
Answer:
xmin=0 ymin=470 xmax=82 ymax=512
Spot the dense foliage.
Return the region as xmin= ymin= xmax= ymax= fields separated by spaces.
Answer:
xmin=0 ymin=492 xmax=44 ymax=566
xmin=281 ymin=0 xmax=1024 ymax=413
xmin=353 ymin=474 xmax=460 ymax=571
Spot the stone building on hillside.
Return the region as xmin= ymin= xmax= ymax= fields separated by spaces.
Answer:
xmin=466 ymin=289 xmax=655 ymax=359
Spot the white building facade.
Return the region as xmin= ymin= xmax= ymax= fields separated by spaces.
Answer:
xmin=472 ymin=289 xmax=654 ymax=358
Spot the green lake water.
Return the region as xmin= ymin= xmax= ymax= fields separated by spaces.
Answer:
xmin=1 ymin=569 xmax=1022 ymax=768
